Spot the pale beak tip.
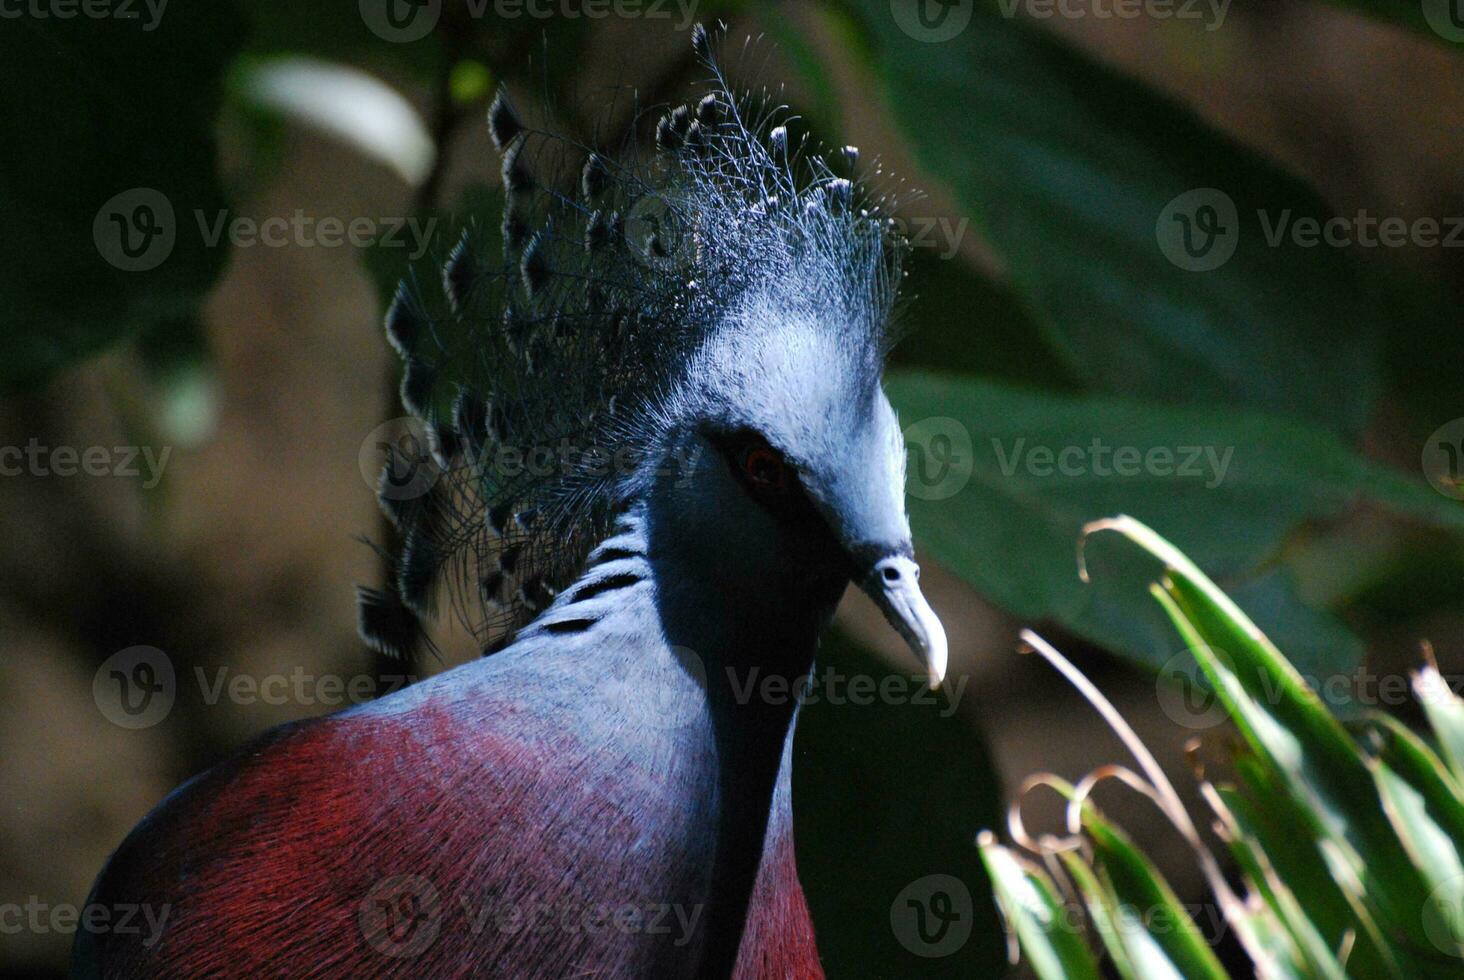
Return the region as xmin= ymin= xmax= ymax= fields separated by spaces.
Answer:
xmin=926 ymin=614 xmax=949 ymax=691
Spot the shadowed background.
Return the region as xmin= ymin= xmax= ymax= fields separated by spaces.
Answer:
xmin=1 ymin=0 xmax=1462 ymax=976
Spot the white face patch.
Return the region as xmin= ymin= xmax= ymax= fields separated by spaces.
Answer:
xmin=682 ymin=313 xmax=908 ymax=555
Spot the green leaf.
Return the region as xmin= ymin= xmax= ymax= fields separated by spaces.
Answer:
xmin=887 ymin=371 xmax=1461 ymax=673
xmin=1416 ymin=664 xmax=1464 ymax=788
xmin=844 ymin=0 xmax=1383 ymax=436
xmin=1230 ymin=848 xmax=1341 ymax=979
xmin=979 ymin=836 xmax=1101 ymax=980
xmin=0 ymin=6 xmax=244 ymax=388
xmin=891 ymin=248 xmax=1080 ymax=392
xmin=1367 ymin=714 xmax=1464 ymax=963
xmin=1222 ymin=900 xmax=1314 ymax=980
xmin=1078 ymin=808 xmax=1230 ymax=980
xmin=1060 ymin=851 xmax=1144 ymax=980
xmin=1094 ymin=517 xmax=1440 ymax=960
xmin=1220 ymin=762 xmax=1398 ymax=978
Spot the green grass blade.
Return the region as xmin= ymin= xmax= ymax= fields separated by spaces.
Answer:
xmin=979 ymin=834 xmax=1101 ymax=980
xmin=1086 ymin=516 xmax=1437 ymax=953
xmin=1060 ymin=850 xmax=1143 ymax=980
xmin=1221 ymin=761 xmax=1400 ymax=978
xmin=1211 ymin=787 xmax=1348 ymax=979
xmin=1078 ymin=807 xmax=1231 ymax=980
xmin=1367 ymin=714 xmax=1464 ymax=965
xmin=1415 ymin=664 xmax=1464 ymax=788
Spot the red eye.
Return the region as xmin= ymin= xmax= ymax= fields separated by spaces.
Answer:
xmin=741 ymin=445 xmax=790 ymax=493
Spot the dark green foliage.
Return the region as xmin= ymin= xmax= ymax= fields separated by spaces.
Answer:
xmin=0 ymin=4 xmax=244 ymax=388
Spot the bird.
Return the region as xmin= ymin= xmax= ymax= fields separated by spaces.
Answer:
xmin=75 ymin=24 xmax=947 ymax=979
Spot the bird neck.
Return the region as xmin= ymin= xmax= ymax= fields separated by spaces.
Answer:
xmin=635 ymin=496 xmax=839 ymax=974
xmin=516 ymin=497 xmax=839 ymax=971
xmin=634 ymin=489 xmax=845 ymax=721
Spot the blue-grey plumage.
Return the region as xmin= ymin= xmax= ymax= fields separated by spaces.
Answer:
xmin=359 ymin=26 xmax=946 ymax=682
xmin=352 ymin=24 xmax=954 ymax=967
xmin=80 ymin=25 xmax=951 ymax=980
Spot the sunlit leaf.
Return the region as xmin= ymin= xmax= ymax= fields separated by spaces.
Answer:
xmin=1078 ymin=807 xmax=1229 ymax=980
xmin=235 ymin=56 xmax=435 ymax=186
xmin=979 ymin=836 xmax=1101 ymax=980
xmin=1093 ymin=517 xmax=1439 ymax=959
xmin=1416 ymin=664 xmax=1464 ymax=788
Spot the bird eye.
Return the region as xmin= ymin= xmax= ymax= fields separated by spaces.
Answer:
xmin=739 ymin=443 xmax=791 ymax=494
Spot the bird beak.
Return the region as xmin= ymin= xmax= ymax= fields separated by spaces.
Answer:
xmin=861 ymin=555 xmax=948 ymax=690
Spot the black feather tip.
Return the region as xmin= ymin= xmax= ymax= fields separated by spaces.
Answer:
xmin=400 ymin=358 xmax=437 ymax=417
xmin=356 ymin=585 xmax=423 ymax=661
xmin=501 ymin=139 xmax=534 ymax=196
xmin=398 ymin=529 xmax=439 ymax=615
xmin=519 ymin=577 xmax=556 ymax=612
xmin=487 ymin=89 xmax=524 ymax=151
xmin=487 ymin=502 xmax=514 ymax=536
xmin=520 ymin=231 xmax=550 ymax=297
xmin=584 ymin=209 xmax=610 ymax=251
xmin=581 ymin=153 xmax=610 ymax=199
xmin=696 ymin=93 xmax=720 ymax=125
xmin=502 ymin=210 xmax=529 ymax=251
xmin=428 ymin=420 xmax=459 ymax=468
xmin=656 ymin=113 xmax=682 ymax=152
xmin=453 ymin=389 xmax=489 ymax=453
xmin=443 ymin=231 xmax=478 ymax=310
xmin=384 ymin=283 xmax=423 ymax=357
xmin=690 ymin=22 xmax=711 ymax=60
xmin=498 ymin=543 xmax=523 ymax=575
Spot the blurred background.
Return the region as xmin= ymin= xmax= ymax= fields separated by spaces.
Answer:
xmin=1 ymin=0 xmax=1461 ymax=976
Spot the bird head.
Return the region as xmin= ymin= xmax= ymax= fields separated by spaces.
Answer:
xmin=363 ymin=24 xmax=944 ymax=686
xmin=647 ymin=292 xmax=946 ymax=687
